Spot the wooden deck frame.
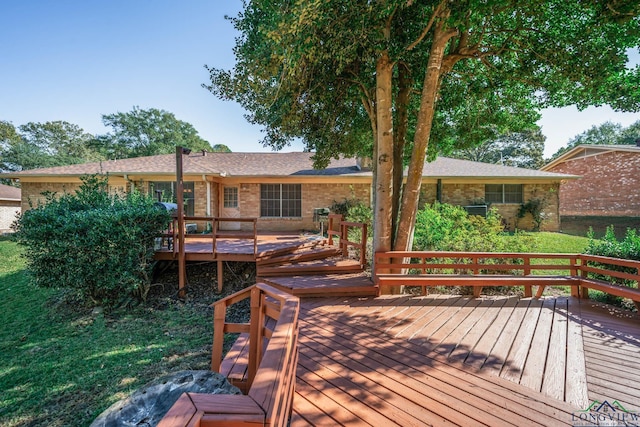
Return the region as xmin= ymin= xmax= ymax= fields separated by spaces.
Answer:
xmin=159 ymin=283 xmax=300 ymax=427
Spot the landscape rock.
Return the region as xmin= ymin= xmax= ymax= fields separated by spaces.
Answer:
xmin=90 ymin=370 xmax=241 ymax=427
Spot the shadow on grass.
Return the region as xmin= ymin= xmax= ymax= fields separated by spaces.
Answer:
xmin=0 ymin=269 xmax=214 ymax=427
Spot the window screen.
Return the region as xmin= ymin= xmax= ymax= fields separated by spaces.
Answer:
xmin=484 ymin=184 xmax=522 ymax=204
xmin=260 ymin=184 xmax=301 ymax=217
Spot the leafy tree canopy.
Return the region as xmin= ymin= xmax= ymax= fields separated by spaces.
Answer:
xmin=0 ymin=120 xmax=102 ymax=174
xmin=449 ymin=127 xmax=546 ymax=169
xmin=549 ymin=120 xmax=640 ymax=160
xmin=96 ymin=106 xmax=214 ymax=158
xmin=211 ymin=143 xmax=232 ymax=152
xmin=207 ymin=0 xmax=640 ymax=258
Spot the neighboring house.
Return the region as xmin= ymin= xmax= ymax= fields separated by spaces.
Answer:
xmin=542 ymin=144 xmax=640 ymax=217
xmin=0 ymin=183 xmax=21 ymax=232
xmin=2 ymin=152 xmax=576 ymax=232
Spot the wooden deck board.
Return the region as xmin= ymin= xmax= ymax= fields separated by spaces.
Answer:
xmin=282 ymin=294 xmax=640 ymax=426
xmin=214 ymin=289 xmax=638 ymax=426
xmin=261 ymin=273 xmax=376 ymax=298
xmin=541 ymin=297 xmax=569 ymax=400
xmin=499 ymin=297 xmax=544 ymax=383
xmin=519 ymin=297 xmax=555 ymax=391
xmin=298 ymin=300 xmax=577 ymax=426
xmin=448 ymin=296 xmax=510 ymax=363
xmin=300 ymin=336 xmax=500 ymax=426
xmin=564 ymin=296 xmax=589 ymax=408
xmin=463 ymin=296 xmax=521 ymax=370
xmin=420 ymin=297 xmax=488 ymax=355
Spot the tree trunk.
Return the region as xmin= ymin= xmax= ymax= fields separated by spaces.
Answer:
xmin=373 ymin=52 xmax=395 ymax=294
xmin=391 ymin=62 xmax=411 ymax=245
xmin=394 ymin=21 xmax=452 ymax=254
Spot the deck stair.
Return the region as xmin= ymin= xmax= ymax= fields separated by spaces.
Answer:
xmin=258 ymin=256 xmax=363 ymax=277
xmin=256 ymin=246 xmax=342 ymax=267
xmin=256 ymin=232 xmax=376 ymax=297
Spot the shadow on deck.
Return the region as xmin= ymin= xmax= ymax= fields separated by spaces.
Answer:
xmin=291 ymin=294 xmax=640 ymax=426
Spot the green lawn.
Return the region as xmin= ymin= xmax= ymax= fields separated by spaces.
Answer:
xmin=0 ymin=237 xmax=214 ymax=427
xmin=525 ymin=231 xmax=591 ymax=253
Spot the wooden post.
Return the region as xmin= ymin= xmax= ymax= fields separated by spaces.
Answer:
xmin=247 ymin=287 xmax=262 ymax=390
xmin=523 ymin=256 xmax=532 ymax=297
xmin=211 ymin=302 xmax=226 ymax=372
xmin=176 ymin=146 xmax=190 ymax=297
xmin=570 ymin=256 xmax=580 ymax=298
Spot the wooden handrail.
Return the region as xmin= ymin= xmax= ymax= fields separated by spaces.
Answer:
xmin=374 ymin=251 xmax=640 ymax=306
xmin=327 ymin=214 xmax=368 ymax=268
xmin=163 ymin=216 xmax=258 ymax=259
xmin=327 ymin=213 xmax=342 ymax=246
xmin=160 ymin=283 xmax=300 ymax=426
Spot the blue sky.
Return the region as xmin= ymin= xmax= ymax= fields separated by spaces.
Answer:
xmin=1 ymin=1 xmax=638 ymax=158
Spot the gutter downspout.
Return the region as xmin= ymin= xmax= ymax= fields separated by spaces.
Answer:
xmin=205 ymin=175 xmax=211 ymax=217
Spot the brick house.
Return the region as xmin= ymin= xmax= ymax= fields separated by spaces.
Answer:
xmin=3 ymin=151 xmax=575 ymax=232
xmin=0 ymin=183 xmax=21 ymax=232
xmin=542 ymin=144 xmax=640 ymax=216
xmin=541 ymin=144 xmax=640 ymax=235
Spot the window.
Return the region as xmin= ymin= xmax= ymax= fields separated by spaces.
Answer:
xmin=151 ymin=181 xmax=195 ymax=216
xmin=485 ymin=184 xmax=523 ymax=204
xmin=223 ymin=186 xmax=238 ymax=208
xmin=260 ymin=184 xmax=301 ymax=217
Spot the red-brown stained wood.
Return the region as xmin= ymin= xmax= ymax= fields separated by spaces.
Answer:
xmin=299 ymin=300 xmax=577 ymax=426
xmin=520 ymin=298 xmax=556 ymax=391
xmin=157 ymin=393 xmax=198 ymax=427
xmin=542 ymin=298 xmax=569 ymax=400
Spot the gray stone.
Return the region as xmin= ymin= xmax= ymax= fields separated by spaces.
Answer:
xmin=90 ymin=370 xmax=242 ymax=427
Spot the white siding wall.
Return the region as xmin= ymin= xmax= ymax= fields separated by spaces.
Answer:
xmin=0 ymin=206 xmax=20 ymax=231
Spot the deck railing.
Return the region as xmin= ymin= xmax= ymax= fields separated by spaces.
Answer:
xmin=327 ymin=214 xmax=368 ymax=268
xmin=166 ymin=216 xmax=258 ymax=258
xmin=159 ymin=283 xmax=299 ymax=426
xmin=374 ymin=251 xmax=640 ymax=308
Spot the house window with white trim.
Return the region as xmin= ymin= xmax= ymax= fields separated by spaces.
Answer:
xmin=485 ymin=184 xmax=523 ymax=204
xmin=260 ymin=184 xmax=301 ymax=217
xmin=151 ymin=181 xmax=195 ymax=216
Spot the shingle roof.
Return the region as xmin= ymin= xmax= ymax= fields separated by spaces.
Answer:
xmin=423 ymin=157 xmax=575 ymax=179
xmin=0 ymin=183 xmax=21 ymax=201
xmin=1 ymin=152 xmax=575 ymax=180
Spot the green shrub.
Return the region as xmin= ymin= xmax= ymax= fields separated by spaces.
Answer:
xmin=584 ymin=226 xmax=640 ymax=310
xmin=14 ymin=175 xmax=170 ymax=307
xmin=413 ymin=202 xmax=528 ymax=253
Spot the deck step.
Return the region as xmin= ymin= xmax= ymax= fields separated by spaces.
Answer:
xmin=260 ymin=273 xmax=377 ymax=297
xmin=256 ymin=239 xmax=327 ymax=260
xmin=257 ymin=247 xmax=342 ymax=266
xmin=257 ymin=258 xmax=363 ymax=277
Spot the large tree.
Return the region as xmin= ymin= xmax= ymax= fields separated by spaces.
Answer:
xmin=450 ymin=127 xmax=546 ymax=169
xmin=0 ymin=120 xmax=101 ymax=173
xmin=207 ymin=1 xmax=640 ymax=289
xmin=549 ymin=120 xmax=640 ymax=160
xmin=96 ymin=107 xmax=214 ymax=158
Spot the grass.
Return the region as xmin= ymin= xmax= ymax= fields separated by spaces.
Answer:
xmin=525 ymin=231 xmax=591 ymax=253
xmin=0 ymin=237 xmax=217 ymax=427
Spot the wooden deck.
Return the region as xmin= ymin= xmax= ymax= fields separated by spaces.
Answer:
xmin=290 ymin=294 xmax=640 ymax=426
xmin=154 ymin=233 xmax=324 ymax=262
